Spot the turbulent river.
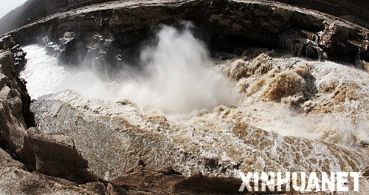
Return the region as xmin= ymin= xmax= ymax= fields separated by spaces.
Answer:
xmin=20 ymin=25 xmax=369 ymax=183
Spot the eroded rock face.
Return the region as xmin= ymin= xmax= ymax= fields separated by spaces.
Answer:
xmin=0 ymin=0 xmax=115 ymax=36
xmin=0 ymin=148 xmax=102 ymax=195
xmin=0 ymin=36 xmax=107 ymax=194
xmin=8 ymin=0 xmax=369 ymax=67
xmin=0 ymin=35 xmax=33 ymax=155
xmin=21 ymin=127 xmax=99 ymax=183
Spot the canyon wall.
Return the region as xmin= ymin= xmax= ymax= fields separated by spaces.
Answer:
xmin=0 ymin=0 xmax=112 ymax=35
xmin=2 ymin=0 xmax=369 ymax=36
xmin=6 ymin=0 xmax=369 ymax=67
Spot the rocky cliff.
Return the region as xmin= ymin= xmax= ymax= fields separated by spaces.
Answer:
xmin=0 ymin=34 xmax=97 ymax=194
xmin=0 ymin=0 xmax=113 ymax=36
xmin=271 ymin=0 xmax=369 ymax=30
xmin=0 ymin=35 xmax=33 ymax=155
xmin=2 ymin=0 xmax=369 ymax=35
xmin=6 ymin=0 xmax=369 ymax=68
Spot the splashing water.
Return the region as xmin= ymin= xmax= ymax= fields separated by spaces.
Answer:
xmin=118 ymin=24 xmax=239 ymax=113
xmin=21 ymin=23 xmax=369 ymax=181
xmin=21 ymin=25 xmax=369 ymax=147
xmin=220 ymin=56 xmax=369 ymax=147
xmin=21 ymin=24 xmax=239 ymax=114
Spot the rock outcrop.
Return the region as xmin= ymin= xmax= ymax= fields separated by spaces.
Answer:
xmin=0 ymin=147 xmax=105 ymax=195
xmin=0 ymin=36 xmax=101 ymax=194
xmin=0 ymin=0 xmax=113 ymax=36
xmin=4 ymin=140 xmax=246 ymax=194
xmin=21 ymin=127 xmax=99 ymax=183
xmin=0 ymin=35 xmax=33 ymax=155
xmin=272 ymin=0 xmax=369 ymax=30
xmin=6 ymin=0 xmax=369 ymax=68
xmin=0 ymin=35 xmax=111 ymax=194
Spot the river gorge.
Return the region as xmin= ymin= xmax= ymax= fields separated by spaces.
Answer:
xmin=1 ymin=0 xmax=369 ymax=194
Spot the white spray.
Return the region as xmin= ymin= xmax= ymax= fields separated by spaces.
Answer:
xmin=21 ymin=23 xmax=239 ymax=114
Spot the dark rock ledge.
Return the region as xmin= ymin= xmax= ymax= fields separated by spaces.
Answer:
xmin=6 ymin=0 xmax=369 ymax=68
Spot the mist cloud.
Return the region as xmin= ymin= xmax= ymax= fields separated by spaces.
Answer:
xmin=22 ymin=22 xmax=240 ymax=114
xmin=117 ymin=22 xmax=239 ymax=113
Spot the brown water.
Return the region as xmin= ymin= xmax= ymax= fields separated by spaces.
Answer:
xmin=21 ymin=24 xmax=369 ymax=182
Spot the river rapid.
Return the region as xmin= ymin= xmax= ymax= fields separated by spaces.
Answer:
xmin=20 ymin=24 xmax=369 ymax=184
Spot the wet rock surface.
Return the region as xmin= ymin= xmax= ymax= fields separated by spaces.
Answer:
xmin=0 ymin=36 xmax=33 ymax=155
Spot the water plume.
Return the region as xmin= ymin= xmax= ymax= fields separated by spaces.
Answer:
xmin=21 ymin=22 xmax=239 ymax=114
xmin=117 ymin=23 xmax=239 ymax=113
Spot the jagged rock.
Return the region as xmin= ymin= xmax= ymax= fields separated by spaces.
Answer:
xmin=57 ymin=31 xmax=87 ymax=65
xmin=0 ymin=37 xmax=107 ymax=195
xmin=0 ymin=147 xmax=26 ymax=170
xmin=0 ymin=50 xmax=28 ymax=153
xmin=11 ymin=44 xmax=27 ymax=75
xmin=0 ymin=147 xmax=106 ymax=194
xmin=20 ymin=127 xmax=99 ymax=183
xmin=280 ymin=29 xmax=323 ymax=60
xmin=319 ymin=20 xmax=368 ymax=63
xmin=0 ymin=35 xmax=16 ymax=50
